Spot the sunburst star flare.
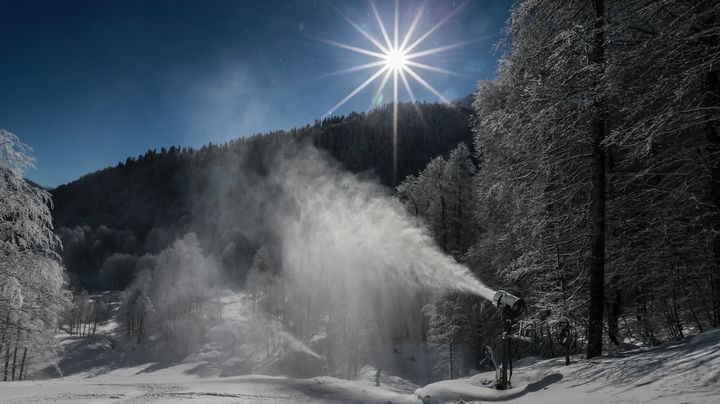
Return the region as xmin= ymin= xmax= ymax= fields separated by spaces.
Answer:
xmin=318 ymin=0 xmax=469 ymax=185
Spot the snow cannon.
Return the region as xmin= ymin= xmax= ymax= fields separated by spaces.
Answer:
xmin=492 ymin=290 xmax=526 ymax=319
xmin=492 ymin=290 xmax=526 ymax=390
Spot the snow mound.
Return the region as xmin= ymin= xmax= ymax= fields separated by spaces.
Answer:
xmin=415 ymin=371 xmax=560 ymax=403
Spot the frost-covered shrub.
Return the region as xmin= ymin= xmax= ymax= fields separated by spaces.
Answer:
xmin=119 ymin=233 xmax=220 ymax=355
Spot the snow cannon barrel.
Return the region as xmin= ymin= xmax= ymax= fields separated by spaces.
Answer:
xmin=492 ymin=290 xmax=526 ymax=318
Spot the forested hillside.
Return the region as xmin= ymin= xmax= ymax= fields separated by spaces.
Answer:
xmin=51 ymin=101 xmax=472 ymax=287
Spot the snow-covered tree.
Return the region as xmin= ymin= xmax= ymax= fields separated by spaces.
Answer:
xmin=469 ymin=0 xmax=720 ymax=359
xmin=470 ymin=0 xmax=613 ymax=357
xmin=119 ymin=233 xmax=219 ymax=354
xmin=443 ymin=143 xmax=478 ymax=256
xmin=245 ymin=246 xmax=276 ymax=309
xmin=245 ymin=246 xmax=286 ymax=354
xmin=424 ymin=294 xmax=472 ymax=380
xmin=605 ymin=0 xmax=720 ymax=337
xmin=397 ymin=143 xmax=478 ymax=259
xmin=1 ymin=129 xmax=68 ymax=381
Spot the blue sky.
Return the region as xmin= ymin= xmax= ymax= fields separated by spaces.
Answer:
xmin=0 ymin=0 xmax=510 ymax=187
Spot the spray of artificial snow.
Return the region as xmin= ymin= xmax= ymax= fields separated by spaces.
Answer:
xmin=204 ymin=145 xmax=496 ymax=379
xmin=278 ymin=331 xmax=322 ymax=360
xmin=273 ymin=147 xmax=495 ymax=302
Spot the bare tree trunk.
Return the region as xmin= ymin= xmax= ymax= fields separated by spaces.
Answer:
xmin=92 ymin=308 xmax=99 ymax=337
xmin=587 ymin=0 xmax=607 ymax=359
xmin=449 ymin=338 xmax=454 ymax=380
xmin=11 ymin=329 xmax=20 ymax=381
xmin=0 ymin=315 xmax=7 ymax=363
xmin=3 ymin=339 xmax=10 ymax=381
xmin=670 ymin=287 xmax=685 ymax=340
xmin=621 ymin=313 xmax=637 ymax=342
xmin=19 ymin=348 xmax=27 ymax=381
xmin=662 ymin=299 xmax=682 ymax=340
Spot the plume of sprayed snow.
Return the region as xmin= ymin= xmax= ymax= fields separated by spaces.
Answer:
xmin=272 ymin=146 xmax=495 ymax=302
xmin=199 ymin=144 xmax=496 ymax=378
xmin=278 ymin=331 xmax=322 ymax=360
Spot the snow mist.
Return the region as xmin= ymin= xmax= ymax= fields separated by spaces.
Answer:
xmin=274 ymin=147 xmax=495 ymax=302
xmin=262 ymin=146 xmax=495 ymax=378
xmin=192 ymin=144 xmax=498 ymax=379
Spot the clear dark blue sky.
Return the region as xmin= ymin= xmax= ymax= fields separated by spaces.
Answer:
xmin=0 ymin=0 xmax=509 ymax=187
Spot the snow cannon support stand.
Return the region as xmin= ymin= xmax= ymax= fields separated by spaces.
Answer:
xmin=492 ymin=290 xmax=527 ymax=390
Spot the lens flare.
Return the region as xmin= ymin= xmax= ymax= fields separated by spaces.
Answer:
xmin=316 ymin=0 xmax=470 ymax=184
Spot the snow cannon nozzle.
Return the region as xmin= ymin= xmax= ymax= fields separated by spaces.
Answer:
xmin=492 ymin=290 xmax=526 ymax=318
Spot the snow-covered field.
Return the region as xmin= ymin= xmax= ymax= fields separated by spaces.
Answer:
xmin=418 ymin=327 xmax=720 ymax=404
xmin=0 ymin=368 xmax=418 ymax=403
xmin=3 ymin=328 xmax=719 ymax=403
xmin=2 ymin=292 xmax=719 ymax=404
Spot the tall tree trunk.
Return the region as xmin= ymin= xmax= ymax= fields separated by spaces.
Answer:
xmin=19 ymin=348 xmax=27 ymax=381
xmin=93 ymin=310 xmax=99 ymax=337
xmin=449 ymin=338 xmax=454 ymax=380
xmin=587 ymin=0 xmax=607 ymax=359
xmin=11 ymin=329 xmax=20 ymax=381
xmin=0 ymin=315 xmax=7 ymax=363
xmin=3 ymin=340 xmax=10 ymax=381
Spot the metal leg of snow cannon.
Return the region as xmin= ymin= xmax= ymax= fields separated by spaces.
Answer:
xmin=497 ymin=310 xmax=513 ymax=389
xmin=492 ymin=290 xmax=526 ymax=390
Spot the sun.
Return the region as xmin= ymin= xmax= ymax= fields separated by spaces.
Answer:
xmin=314 ymin=0 xmax=471 ymax=184
xmin=385 ymin=48 xmax=407 ymax=72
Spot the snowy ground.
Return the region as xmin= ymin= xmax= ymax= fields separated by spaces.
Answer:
xmin=3 ymin=328 xmax=719 ymax=403
xmin=0 ymin=367 xmax=419 ymax=403
xmin=417 ymin=328 xmax=720 ymax=404
xmin=2 ymin=292 xmax=719 ymax=403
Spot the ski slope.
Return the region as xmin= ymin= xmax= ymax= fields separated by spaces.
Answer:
xmin=2 ymin=291 xmax=719 ymax=404
xmin=3 ymin=328 xmax=719 ymax=403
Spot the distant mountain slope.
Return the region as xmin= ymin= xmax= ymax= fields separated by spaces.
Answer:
xmin=51 ymin=101 xmax=474 ymax=287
